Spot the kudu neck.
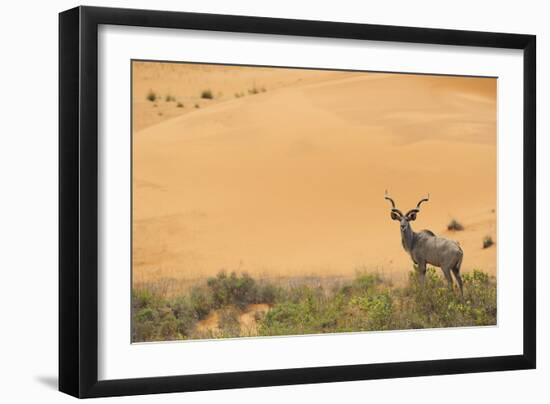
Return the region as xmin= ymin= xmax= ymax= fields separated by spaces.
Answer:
xmin=401 ymin=223 xmax=415 ymax=252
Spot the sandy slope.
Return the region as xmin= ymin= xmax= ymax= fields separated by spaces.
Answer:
xmin=132 ymin=63 xmax=496 ymax=288
xmin=132 ymin=61 xmax=336 ymax=132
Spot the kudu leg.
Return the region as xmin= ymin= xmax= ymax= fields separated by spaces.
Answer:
xmin=417 ymin=262 xmax=427 ymax=287
xmin=452 ymin=267 xmax=464 ymax=298
xmin=442 ymin=267 xmax=454 ymax=290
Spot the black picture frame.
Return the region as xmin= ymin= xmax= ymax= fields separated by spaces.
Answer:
xmin=59 ymin=5 xmax=536 ymax=398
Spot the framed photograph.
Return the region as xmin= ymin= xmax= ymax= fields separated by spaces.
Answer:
xmin=59 ymin=6 xmax=536 ymax=398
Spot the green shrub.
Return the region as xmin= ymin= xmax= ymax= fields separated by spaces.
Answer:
xmin=132 ymin=288 xmax=156 ymax=310
xmin=395 ymin=267 xmax=496 ymax=329
xmin=461 ymin=270 xmax=497 ymax=324
xmin=350 ymin=292 xmax=393 ymax=330
xmin=258 ymin=302 xmax=303 ymax=336
xmin=189 ymin=286 xmax=214 ymax=319
xmin=206 ymin=271 xmax=257 ymax=309
xmin=257 ymin=285 xmax=345 ymax=336
xmin=169 ymin=296 xmax=199 ymax=336
xmin=256 ymin=282 xmax=281 ymax=304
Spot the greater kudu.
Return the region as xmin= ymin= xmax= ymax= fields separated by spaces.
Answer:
xmin=384 ymin=191 xmax=464 ymax=296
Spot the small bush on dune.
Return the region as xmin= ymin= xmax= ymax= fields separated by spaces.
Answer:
xmin=201 ymin=89 xmax=213 ymax=99
xmin=189 ymin=286 xmax=214 ymax=320
xmin=256 ymin=282 xmax=281 ymax=304
xmin=146 ymin=90 xmax=157 ymax=102
xmin=165 ymin=94 xmax=176 ymax=102
xmin=169 ymin=296 xmax=199 ymax=336
xmin=447 ymin=219 xmax=464 ymax=231
xmin=483 ymin=236 xmax=494 ymax=249
xmin=176 ymin=102 xmax=184 ymax=108
xmin=248 ymin=86 xmax=267 ymax=95
xmin=157 ymin=308 xmax=179 ymax=340
xmin=207 ymin=271 xmax=258 ymax=309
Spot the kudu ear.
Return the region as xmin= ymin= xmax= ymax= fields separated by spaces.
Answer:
xmin=385 ymin=193 xmax=404 ymax=221
xmin=406 ymin=209 xmax=419 ymax=221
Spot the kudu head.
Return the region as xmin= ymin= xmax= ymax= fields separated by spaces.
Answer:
xmin=384 ymin=191 xmax=430 ymax=234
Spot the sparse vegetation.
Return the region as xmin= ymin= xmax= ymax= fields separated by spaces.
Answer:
xmin=234 ymin=92 xmax=245 ymax=98
xmin=132 ymin=268 xmax=496 ymax=342
xmin=195 ymin=103 xmax=200 ymax=109
xmin=447 ymin=219 xmax=464 ymax=231
xmin=201 ymin=89 xmax=213 ymax=99
xmin=165 ymin=94 xmax=176 ymax=102
xmin=248 ymin=86 xmax=267 ymax=95
xmin=483 ymin=236 xmax=494 ymax=249
xmin=177 ymin=102 xmax=184 ymax=108
xmin=146 ymin=90 xmax=157 ymax=102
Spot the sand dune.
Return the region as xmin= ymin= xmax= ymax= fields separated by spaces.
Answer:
xmin=132 ymin=63 xmax=496 ymax=288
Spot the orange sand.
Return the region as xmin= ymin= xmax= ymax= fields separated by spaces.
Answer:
xmin=132 ymin=62 xmax=497 ymax=287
